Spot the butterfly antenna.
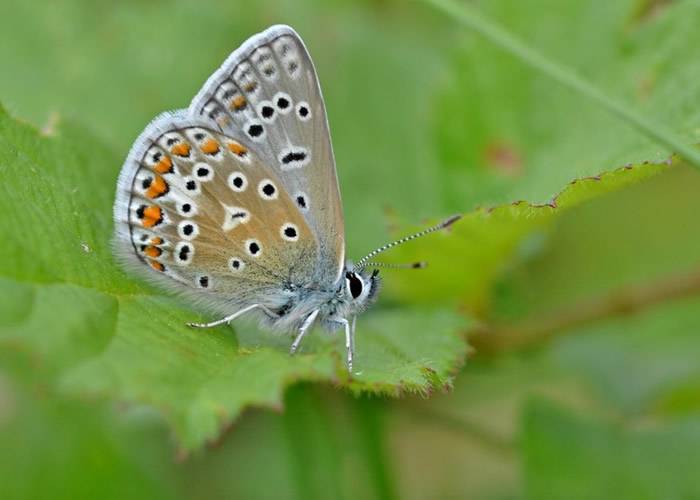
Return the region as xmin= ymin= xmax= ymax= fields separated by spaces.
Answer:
xmin=362 ymin=261 xmax=427 ymax=270
xmin=355 ymin=214 xmax=462 ymax=271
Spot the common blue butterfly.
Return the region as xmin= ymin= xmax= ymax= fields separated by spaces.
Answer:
xmin=113 ymin=25 xmax=459 ymax=370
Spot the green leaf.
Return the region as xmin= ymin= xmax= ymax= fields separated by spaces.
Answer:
xmin=522 ymin=399 xmax=700 ymax=499
xmin=0 ymin=91 xmax=674 ymax=451
xmin=488 ymin=165 xmax=700 ymax=416
xmin=383 ymin=157 xmax=670 ymax=310
xmin=0 ymin=106 xmax=468 ymax=450
xmin=0 ymin=354 xmax=179 ymax=500
xmin=430 ymin=0 xmax=700 ymax=207
xmin=424 ymin=0 xmax=700 ymax=168
xmin=3 ymin=1 xmax=700 ymax=495
xmin=490 ymin=164 xmax=700 ymax=321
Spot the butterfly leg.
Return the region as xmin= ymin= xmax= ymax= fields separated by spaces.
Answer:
xmin=290 ymin=309 xmax=320 ymax=355
xmin=330 ymin=317 xmax=354 ymax=371
xmin=187 ymin=304 xmax=262 ymax=328
xmin=351 ymin=316 xmax=357 ymax=365
xmin=345 ymin=318 xmax=355 ymax=372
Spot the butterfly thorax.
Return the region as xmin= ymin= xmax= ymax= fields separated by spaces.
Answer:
xmin=259 ymin=265 xmax=380 ymax=332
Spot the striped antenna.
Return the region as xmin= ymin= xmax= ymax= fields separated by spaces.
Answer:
xmin=355 ymin=214 xmax=461 ymax=270
xmin=362 ymin=261 xmax=427 ymax=270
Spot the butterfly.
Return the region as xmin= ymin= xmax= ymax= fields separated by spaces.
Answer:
xmin=113 ymin=25 xmax=459 ymax=371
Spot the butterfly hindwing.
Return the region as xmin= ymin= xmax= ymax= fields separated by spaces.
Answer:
xmin=114 ymin=113 xmax=318 ymax=313
xmin=189 ymin=25 xmax=345 ymax=285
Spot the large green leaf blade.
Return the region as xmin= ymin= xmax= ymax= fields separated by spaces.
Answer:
xmin=383 ymin=159 xmax=670 ymax=310
xmin=0 ymin=105 xmax=468 ymax=450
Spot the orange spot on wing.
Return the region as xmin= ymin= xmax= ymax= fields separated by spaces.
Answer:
xmin=227 ymin=142 xmax=247 ymax=156
xmin=231 ymin=95 xmax=246 ymax=110
xmin=171 ymin=143 xmax=191 ymax=157
xmin=146 ymin=175 xmax=169 ymax=199
xmin=149 ymin=260 xmax=165 ymax=272
xmin=150 ymin=237 xmax=163 ymax=245
xmin=200 ymin=138 xmax=220 ymax=155
xmin=144 ymin=245 xmax=162 ymax=258
xmin=142 ymin=205 xmax=163 ymax=228
xmin=154 ymin=156 xmax=173 ymax=174
xmin=143 ymin=205 xmax=161 ymax=220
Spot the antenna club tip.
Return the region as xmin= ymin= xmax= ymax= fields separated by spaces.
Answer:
xmin=441 ymin=214 xmax=462 ymax=229
xmin=413 ymin=261 xmax=428 ymax=269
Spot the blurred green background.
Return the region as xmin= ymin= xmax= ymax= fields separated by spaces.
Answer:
xmin=2 ymin=0 xmax=700 ymax=498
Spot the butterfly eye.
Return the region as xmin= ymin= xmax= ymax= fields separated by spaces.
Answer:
xmin=345 ymin=272 xmax=364 ymax=299
xmin=228 ymin=172 xmax=248 ymax=192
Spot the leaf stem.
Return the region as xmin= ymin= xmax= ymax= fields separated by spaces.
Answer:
xmin=423 ymin=0 xmax=700 ymax=169
xmin=470 ymin=266 xmax=700 ymax=354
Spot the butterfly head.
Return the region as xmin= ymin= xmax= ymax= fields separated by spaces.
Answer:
xmin=344 ymin=268 xmax=381 ymax=311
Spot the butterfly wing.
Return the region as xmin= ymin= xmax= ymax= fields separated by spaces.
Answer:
xmin=189 ymin=25 xmax=345 ymax=284
xmin=113 ymin=113 xmax=319 ymax=315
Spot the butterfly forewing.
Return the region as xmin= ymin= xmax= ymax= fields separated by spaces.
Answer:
xmin=114 ymin=116 xmax=318 ymax=312
xmin=190 ymin=25 xmax=345 ymax=284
